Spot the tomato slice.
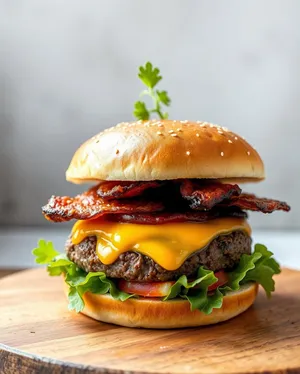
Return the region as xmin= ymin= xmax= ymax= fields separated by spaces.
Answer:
xmin=118 ymin=279 xmax=175 ymax=297
xmin=118 ymin=270 xmax=228 ymax=298
xmin=207 ymin=270 xmax=228 ymax=292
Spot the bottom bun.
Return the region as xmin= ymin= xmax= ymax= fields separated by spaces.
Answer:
xmin=64 ymin=282 xmax=258 ymax=329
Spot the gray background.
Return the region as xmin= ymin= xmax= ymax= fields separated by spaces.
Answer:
xmin=0 ymin=0 xmax=298 ymax=230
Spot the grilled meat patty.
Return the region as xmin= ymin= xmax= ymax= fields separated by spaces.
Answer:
xmin=65 ymin=231 xmax=251 ymax=282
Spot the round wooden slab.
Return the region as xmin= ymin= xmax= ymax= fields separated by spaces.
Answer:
xmin=0 ymin=268 xmax=300 ymax=374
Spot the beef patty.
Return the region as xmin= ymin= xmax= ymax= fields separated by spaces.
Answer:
xmin=65 ymin=231 xmax=251 ymax=282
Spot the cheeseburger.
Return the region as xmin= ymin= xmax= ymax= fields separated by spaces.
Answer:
xmin=33 ymin=63 xmax=290 ymax=329
xmin=34 ymin=119 xmax=290 ymax=328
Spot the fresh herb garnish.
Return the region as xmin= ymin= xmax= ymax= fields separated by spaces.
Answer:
xmin=133 ymin=62 xmax=171 ymax=120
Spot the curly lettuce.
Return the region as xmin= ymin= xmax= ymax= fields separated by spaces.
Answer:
xmin=33 ymin=241 xmax=280 ymax=314
xmin=164 ymin=244 xmax=280 ymax=313
xmin=33 ymin=240 xmax=133 ymax=312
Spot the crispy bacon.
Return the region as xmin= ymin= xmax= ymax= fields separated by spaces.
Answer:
xmin=109 ymin=208 xmax=247 ymax=224
xmin=42 ymin=176 xmax=290 ymax=223
xmin=221 ymin=193 xmax=291 ymax=213
xmin=180 ymin=180 xmax=241 ymax=210
xmin=97 ymin=181 xmax=163 ymax=200
xmin=42 ymin=186 xmax=164 ymax=222
xmin=180 ymin=180 xmax=290 ymax=213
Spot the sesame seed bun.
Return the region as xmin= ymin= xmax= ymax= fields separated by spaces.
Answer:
xmin=66 ymin=120 xmax=264 ymax=183
xmin=64 ymin=282 xmax=258 ymax=329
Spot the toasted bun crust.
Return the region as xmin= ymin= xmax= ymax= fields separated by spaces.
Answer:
xmin=66 ymin=120 xmax=264 ymax=183
xmin=65 ymin=282 xmax=258 ymax=329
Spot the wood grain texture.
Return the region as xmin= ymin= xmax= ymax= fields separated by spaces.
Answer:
xmin=0 ymin=268 xmax=300 ymax=374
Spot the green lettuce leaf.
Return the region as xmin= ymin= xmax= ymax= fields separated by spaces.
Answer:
xmin=47 ymin=253 xmax=75 ymax=276
xmin=185 ymin=288 xmax=223 ymax=315
xmin=164 ymin=267 xmax=223 ymax=313
xmin=68 ymin=287 xmax=84 ymax=313
xmin=164 ymin=267 xmax=217 ymax=300
xmin=222 ymin=244 xmax=281 ymax=297
xmin=65 ymin=270 xmax=134 ymax=311
xmin=161 ymin=244 xmax=280 ymax=314
xmin=32 ymin=240 xmax=133 ymax=312
xmin=241 ymin=244 xmax=281 ymax=297
xmin=33 ymin=240 xmax=280 ymax=315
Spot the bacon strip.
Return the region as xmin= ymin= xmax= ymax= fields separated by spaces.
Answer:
xmin=222 ymin=193 xmax=290 ymax=213
xmin=97 ymin=181 xmax=163 ymax=200
xmin=181 ymin=180 xmax=241 ymax=210
xmin=109 ymin=208 xmax=247 ymax=224
xmin=42 ymin=186 xmax=164 ymax=222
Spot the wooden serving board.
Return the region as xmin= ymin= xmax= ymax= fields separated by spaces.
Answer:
xmin=0 ymin=268 xmax=300 ymax=374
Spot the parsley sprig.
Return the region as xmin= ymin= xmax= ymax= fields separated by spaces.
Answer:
xmin=133 ymin=62 xmax=171 ymax=120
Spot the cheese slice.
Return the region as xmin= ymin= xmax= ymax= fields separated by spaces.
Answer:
xmin=71 ymin=218 xmax=251 ymax=271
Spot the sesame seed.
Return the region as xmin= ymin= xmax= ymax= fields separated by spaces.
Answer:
xmin=171 ymin=133 xmax=178 ymax=137
xmin=196 ymin=133 xmax=200 ymax=137
xmin=234 ymin=136 xmax=238 ymax=140
xmin=157 ymin=131 xmax=163 ymax=136
xmin=177 ymin=128 xmax=183 ymax=132
xmin=168 ymin=130 xmax=174 ymax=133
xmin=228 ymin=139 xmax=232 ymax=143
xmin=222 ymin=127 xmax=228 ymax=131
xmin=247 ymin=151 xmax=251 ymax=156
xmin=221 ymin=152 xmax=224 ymax=157
xmin=200 ymin=124 xmax=206 ymax=127
xmin=158 ymin=123 xmax=163 ymax=127
xmin=218 ymin=130 xmax=223 ymax=134
xmin=186 ymin=151 xmax=191 ymax=156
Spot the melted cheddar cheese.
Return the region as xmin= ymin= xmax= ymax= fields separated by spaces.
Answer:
xmin=71 ymin=218 xmax=251 ymax=271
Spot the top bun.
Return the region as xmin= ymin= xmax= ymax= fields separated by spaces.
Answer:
xmin=66 ymin=120 xmax=264 ymax=183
